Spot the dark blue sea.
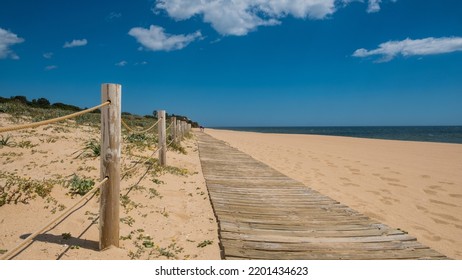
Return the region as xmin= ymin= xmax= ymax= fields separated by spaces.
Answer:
xmin=214 ymin=126 xmax=462 ymax=144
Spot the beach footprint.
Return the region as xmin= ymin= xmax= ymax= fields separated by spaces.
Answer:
xmin=388 ymin=182 xmax=408 ymax=188
xmin=429 ymin=199 xmax=458 ymax=208
xmin=427 ymin=185 xmax=447 ymax=192
xmin=343 ymin=183 xmax=360 ymax=187
xmin=439 ymin=181 xmax=455 ymax=186
xmin=339 ymin=177 xmax=351 ymax=182
xmin=379 ymin=176 xmax=400 ymax=183
xmin=424 ymin=189 xmax=437 ymax=196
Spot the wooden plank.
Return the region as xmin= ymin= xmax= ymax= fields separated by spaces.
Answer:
xmin=221 ymin=239 xmax=430 ymax=252
xmin=223 ymin=246 xmax=447 ymax=260
xmin=220 ymin=231 xmax=417 ymax=244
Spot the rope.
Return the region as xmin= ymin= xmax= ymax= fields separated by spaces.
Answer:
xmin=0 ymin=101 xmax=110 ymax=133
xmin=0 ymin=177 xmax=109 ymax=260
xmin=121 ymin=146 xmax=161 ymax=176
xmin=167 ymin=138 xmax=175 ymax=147
xmin=121 ymin=118 xmax=160 ymax=134
xmin=166 ymin=122 xmax=173 ymax=132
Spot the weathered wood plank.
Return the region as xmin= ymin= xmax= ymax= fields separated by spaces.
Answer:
xmin=223 ymin=246 xmax=446 ymax=260
xmin=221 ymin=239 xmax=430 ymax=252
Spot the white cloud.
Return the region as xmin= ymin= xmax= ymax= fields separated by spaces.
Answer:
xmin=0 ymin=27 xmax=24 ymax=59
xmin=106 ymin=12 xmax=122 ymax=21
xmin=128 ymin=25 xmax=202 ymax=51
xmin=353 ymin=37 xmax=462 ymax=62
xmin=45 ymin=65 xmax=58 ymax=71
xmin=154 ymin=0 xmax=399 ymax=36
xmin=63 ymin=39 xmax=87 ymax=48
xmin=43 ymin=52 xmax=53 ymax=59
xmin=367 ymin=0 xmax=382 ymax=13
xmin=115 ymin=60 xmax=127 ymax=66
xmin=340 ymin=0 xmax=397 ymax=13
xmin=154 ymin=0 xmax=337 ymax=36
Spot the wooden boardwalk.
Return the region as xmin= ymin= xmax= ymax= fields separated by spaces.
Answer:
xmin=196 ymin=132 xmax=447 ymax=260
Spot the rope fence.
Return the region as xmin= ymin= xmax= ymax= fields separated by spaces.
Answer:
xmin=0 ymin=83 xmax=194 ymax=259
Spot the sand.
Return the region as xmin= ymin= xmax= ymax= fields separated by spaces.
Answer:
xmin=0 ymin=114 xmax=221 ymax=260
xmin=205 ymin=128 xmax=462 ymax=259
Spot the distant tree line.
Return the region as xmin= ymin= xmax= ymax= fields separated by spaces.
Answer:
xmin=0 ymin=95 xmax=200 ymax=127
xmin=0 ymin=95 xmax=81 ymax=111
xmin=153 ymin=110 xmax=199 ymax=128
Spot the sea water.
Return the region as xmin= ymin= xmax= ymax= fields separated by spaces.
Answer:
xmin=215 ymin=126 xmax=462 ymax=144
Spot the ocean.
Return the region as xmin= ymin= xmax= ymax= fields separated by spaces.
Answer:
xmin=213 ymin=126 xmax=462 ymax=144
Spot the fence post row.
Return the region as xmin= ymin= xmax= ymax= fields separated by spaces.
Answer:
xmin=158 ymin=110 xmax=167 ymax=166
xmin=0 ymin=83 xmax=200 ymax=258
xmin=100 ymin=83 xmax=121 ymax=250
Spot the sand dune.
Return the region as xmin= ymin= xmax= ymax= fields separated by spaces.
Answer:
xmin=206 ymin=128 xmax=462 ymax=259
xmin=0 ymin=114 xmax=220 ymax=260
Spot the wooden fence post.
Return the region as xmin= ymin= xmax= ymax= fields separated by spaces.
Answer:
xmin=158 ymin=110 xmax=167 ymax=166
xmin=177 ymin=120 xmax=182 ymax=140
xmin=100 ymin=83 xmax=121 ymax=250
xmin=171 ymin=116 xmax=177 ymax=144
xmin=181 ymin=121 xmax=185 ymax=139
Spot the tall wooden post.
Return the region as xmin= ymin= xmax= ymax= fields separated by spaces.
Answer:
xmin=177 ymin=120 xmax=182 ymax=141
xmin=158 ymin=110 xmax=167 ymax=166
xmin=171 ymin=117 xmax=177 ymax=144
xmin=181 ymin=121 xmax=185 ymax=139
xmin=100 ymin=83 xmax=121 ymax=250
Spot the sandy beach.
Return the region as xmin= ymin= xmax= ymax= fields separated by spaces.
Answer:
xmin=205 ymin=128 xmax=462 ymax=259
xmin=2 ymin=108 xmax=461 ymax=260
xmin=0 ymin=114 xmax=221 ymax=260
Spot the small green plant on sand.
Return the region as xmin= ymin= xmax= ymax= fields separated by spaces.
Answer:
xmin=120 ymin=194 xmax=143 ymax=213
xmin=16 ymin=140 xmax=38 ymax=149
xmin=197 ymin=240 xmax=213 ymax=248
xmin=156 ymin=242 xmax=184 ymax=259
xmin=73 ymin=139 xmax=100 ymax=158
xmin=0 ymin=135 xmax=16 ymax=148
xmin=61 ymin=232 xmax=72 ymax=240
xmin=121 ymin=216 xmax=136 ymax=227
xmin=0 ymin=171 xmax=55 ymax=206
xmin=147 ymin=188 xmax=162 ymax=199
xmin=66 ymin=174 xmax=95 ymax=196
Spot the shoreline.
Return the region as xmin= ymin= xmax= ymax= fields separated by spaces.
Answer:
xmin=211 ymin=126 xmax=462 ymax=145
xmin=205 ymin=128 xmax=462 ymax=259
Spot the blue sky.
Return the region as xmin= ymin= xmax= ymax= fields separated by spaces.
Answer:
xmin=1 ymin=0 xmax=461 ymax=127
